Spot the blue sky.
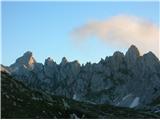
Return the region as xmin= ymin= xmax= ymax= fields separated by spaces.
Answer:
xmin=2 ymin=1 xmax=159 ymax=66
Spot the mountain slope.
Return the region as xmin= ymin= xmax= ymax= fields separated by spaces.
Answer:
xmin=6 ymin=45 xmax=160 ymax=108
xmin=1 ymin=71 xmax=160 ymax=118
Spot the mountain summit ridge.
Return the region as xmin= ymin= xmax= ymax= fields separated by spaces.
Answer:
xmin=9 ymin=45 xmax=159 ymax=67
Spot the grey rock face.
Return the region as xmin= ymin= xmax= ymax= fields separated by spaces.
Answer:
xmin=44 ymin=57 xmax=57 ymax=78
xmin=125 ymin=45 xmax=140 ymax=69
xmin=6 ymin=45 xmax=160 ymax=108
xmin=60 ymin=57 xmax=68 ymax=66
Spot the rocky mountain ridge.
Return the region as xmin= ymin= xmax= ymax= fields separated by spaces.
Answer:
xmin=3 ymin=45 xmax=160 ymax=109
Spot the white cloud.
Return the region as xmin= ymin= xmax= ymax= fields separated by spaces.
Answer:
xmin=71 ymin=15 xmax=160 ymax=58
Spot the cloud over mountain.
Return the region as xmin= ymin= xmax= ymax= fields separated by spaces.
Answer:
xmin=71 ymin=15 xmax=159 ymax=58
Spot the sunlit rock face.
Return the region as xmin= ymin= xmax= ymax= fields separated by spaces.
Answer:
xmin=9 ymin=51 xmax=36 ymax=72
xmin=5 ymin=45 xmax=160 ymax=108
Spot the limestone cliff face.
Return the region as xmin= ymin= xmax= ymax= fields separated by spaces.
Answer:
xmin=10 ymin=51 xmax=36 ymax=70
xmin=125 ymin=45 xmax=140 ymax=67
xmin=6 ymin=45 xmax=160 ymax=108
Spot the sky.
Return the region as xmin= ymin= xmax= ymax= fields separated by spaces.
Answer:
xmin=2 ymin=1 xmax=159 ymax=66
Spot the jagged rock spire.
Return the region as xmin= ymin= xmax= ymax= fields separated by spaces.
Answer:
xmin=125 ymin=45 xmax=140 ymax=66
xmin=17 ymin=51 xmax=36 ymax=66
xmin=10 ymin=51 xmax=36 ymax=70
xmin=113 ymin=51 xmax=124 ymax=59
xmin=60 ymin=57 xmax=68 ymax=66
xmin=45 ymin=57 xmax=54 ymax=66
xmin=125 ymin=45 xmax=140 ymax=59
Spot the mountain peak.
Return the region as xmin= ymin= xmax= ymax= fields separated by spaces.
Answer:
xmin=113 ymin=51 xmax=124 ymax=58
xmin=22 ymin=51 xmax=36 ymax=66
xmin=45 ymin=57 xmax=54 ymax=66
xmin=143 ymin=51 xmax=159 ymax=64
xmin=60 ymin=57 xmax=68 ymax=65
xmin=12 ymin=51 xmax=36 ymax=69
xmin=23 ymin=51 xmax=33 ymax=58
xmin=145 ymin=51 xmax=157 ymax=58
xmin=125 ymin=45 xmax=140 ymax=65
xmin=126 ymin=45 xmax=140 ymax=56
